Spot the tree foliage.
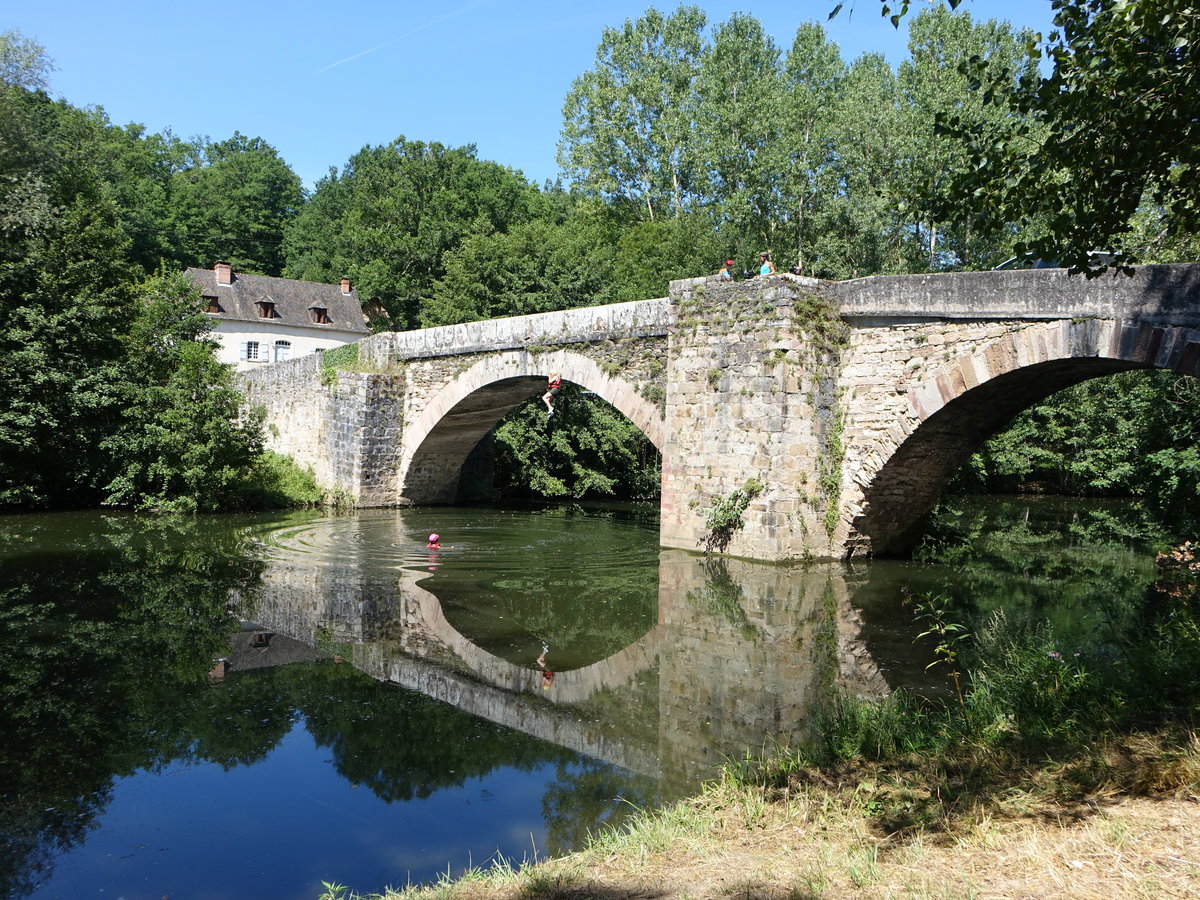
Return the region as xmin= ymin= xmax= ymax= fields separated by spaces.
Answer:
xmin=868 ymin=0 xmax=1200 ymax=272
xmin=165 ymin=132 xmax=303 ymax=276
xmin=493 ymin=384 xmax=661 ymax=501
xmin=558 ymin=6 xmax=708 ymax=221
xmin=101 ymin=271 xmax=264 ymax=512
xmin=957 ymin=371 xmax=1200 ymax=527
xmin=285 ymin=137 xmax=539 ymax=329
xmin=424 ymin=216 xmax=619 ymax=327
xmin=0 ymin=41 xmax=268 ymax=511
xmin=0 ymin=80 xmax=133 ymax=507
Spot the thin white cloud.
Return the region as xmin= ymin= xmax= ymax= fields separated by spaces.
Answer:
xmin=315 ymin=0 xmax=497 ymax=74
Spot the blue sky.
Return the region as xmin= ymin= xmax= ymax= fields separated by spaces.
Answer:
xmin=8 ymin=1 xmax=1056 ymax=190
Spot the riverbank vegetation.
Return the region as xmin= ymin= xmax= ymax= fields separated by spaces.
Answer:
xmin=4 ymin=1 xmax=1198 ymax=516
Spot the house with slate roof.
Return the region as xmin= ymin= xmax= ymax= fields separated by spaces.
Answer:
xmin=185 ymin=261 xmax=369 ymax=371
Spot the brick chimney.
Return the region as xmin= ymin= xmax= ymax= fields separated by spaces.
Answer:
xmin=340 ymin=277 xmax=351 ymax=295
xmin=215 ymin=261 xmax=232 ymax=286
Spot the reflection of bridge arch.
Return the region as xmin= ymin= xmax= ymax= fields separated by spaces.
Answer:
xmin=399 ymin=569 xmax=664 ymax=704
xmin=852 ymin=319 xmax=1188 ymax=555
xmin=400 ymin=350 xmax=665 ymax=504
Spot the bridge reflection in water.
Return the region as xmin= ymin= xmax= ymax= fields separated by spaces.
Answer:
xmin=243 ymin=510 xmax=895 ymax=794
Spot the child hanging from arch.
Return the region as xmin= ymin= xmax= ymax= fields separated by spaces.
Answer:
xmin=542 ymin=372 xmax=561 ymax=418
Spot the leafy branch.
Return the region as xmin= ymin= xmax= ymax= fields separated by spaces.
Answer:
xmin=700 ymin=476 xmax=764 ymax=553
xmin=904 ymin=589 xmax=970 ymax=711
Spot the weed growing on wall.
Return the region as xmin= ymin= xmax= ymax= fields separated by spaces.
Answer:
xmin=818 ymin=403 xmax=845 ymax=539
xmin=699 ymin=476 xmax=764 ymax=552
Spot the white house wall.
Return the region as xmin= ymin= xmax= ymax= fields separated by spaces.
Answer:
xmin=210 ymin=318 xmax=366 ymax=371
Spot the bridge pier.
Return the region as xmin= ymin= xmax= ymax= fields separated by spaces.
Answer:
xmin=658 ymin=275 xmax=847 ymax=560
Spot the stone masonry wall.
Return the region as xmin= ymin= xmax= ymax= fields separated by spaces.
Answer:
xmin=660 ymin=274 xmax=846 ymax=560
xmin=239 ymin=301 xmax=669 ymax=506
xmin=239 ymin=341 xmax=406 ymax=504
xmin=837 ymin=314 xmax=1200 ymax=555
xmin=242 ymin=265 xmax=1200 ymax=558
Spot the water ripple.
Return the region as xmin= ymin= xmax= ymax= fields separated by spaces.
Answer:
xmin=248 ymin=505 xmax=660 ymax=577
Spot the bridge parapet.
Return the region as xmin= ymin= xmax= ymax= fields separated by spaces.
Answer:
xmin=366 ymin=297 xmax=670 ymax=365
xmin=832 ymin=263 xmax=1200 ymax=323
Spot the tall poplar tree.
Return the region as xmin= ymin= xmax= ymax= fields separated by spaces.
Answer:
xmin=558 ymin=6 xmax=707 ymax=221
xmin=897 ymin=5 xmax=1039 ymax=269
xmin=776 ymin=23 xmax=845 ymax=274
xmin=693 ymin=13 xmax=785 ymax=251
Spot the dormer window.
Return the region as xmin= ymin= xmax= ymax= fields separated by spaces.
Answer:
xmin=201 ymin=295 xmax=222 ymax=314
xmin=256 ymin=300 xmax=278 ymax=319
xmin=310 ymin=305 xmax=331 ymax=324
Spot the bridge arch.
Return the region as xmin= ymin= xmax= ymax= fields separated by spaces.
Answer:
xmin=399 ymin=569 xmax=664 ymax=704
xmin=399 ymin=349 xmax=665 ymax=504
xmin=849 ymin=319 xmax=1198 ymax=556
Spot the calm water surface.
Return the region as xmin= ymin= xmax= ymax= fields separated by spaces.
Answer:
xmin=0 ymin=498 xmax=1171 ymax=899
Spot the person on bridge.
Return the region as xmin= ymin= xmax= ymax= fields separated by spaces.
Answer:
xmin=542 ymin=372 xmax=561 ymax=418
xmin=758 ymin=252 xmax=776 ymax=276
xmin=717 ymin=258 xmax=734 ymax=280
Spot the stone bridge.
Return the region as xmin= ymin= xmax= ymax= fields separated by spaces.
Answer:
xmin=239 ymin=264 xmax=1200 ymax=561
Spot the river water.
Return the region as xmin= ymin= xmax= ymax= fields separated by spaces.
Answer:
xmin=0 ymin=497 xmax=1171 ymax=899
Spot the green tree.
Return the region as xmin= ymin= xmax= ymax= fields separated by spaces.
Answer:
xmin=167 ymin=132 xmax=303 ymax=275
xmin=811 ymin=53 xmax=908 ymax=279
xmin=558 ymin=5 xmax=708 ymax=221
xmin=100 ymin=270 xmax=264 ymax=512
xmin=776 ymin=22 xmax=845 ymax=274
xmin=85 ymin=120 xmax=193 ymax=275
xmin=611 ymin=213 xmax=725 ymax=301
xmin=960 ymin=370 xmax=1200 ymax=527
xmin=0 ymin=80 xmax=133 ymax=508
xmin=693 ymin=13 xmax=785 ymax=251
xmin=424 ymin=217 xmax=620 ymax=326
xmin=872 ymin=0 xmax=1200 ymax=271
xmin=493 ymin=384 xmax=661 ymax=500
xmin=284 ymin=138 xmax=538 ymax=328
xmin=0 ymin=28 xmax=53 ymax=90
xmin=897 ymin=5 xmax=1040 ymax=270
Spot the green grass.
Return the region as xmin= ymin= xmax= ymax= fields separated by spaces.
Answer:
xmin=234 ymin=451 xmax=348 ymax=509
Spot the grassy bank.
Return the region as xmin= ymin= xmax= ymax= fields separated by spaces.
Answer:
xmin=233 ymin=451 xmax=351 ymax=510
xmin=319 ymin=728 xmax=1200 ymax=899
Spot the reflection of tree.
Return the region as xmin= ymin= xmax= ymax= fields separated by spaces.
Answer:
xmin=540 ymin=759 xmax=659 ymax=856
xmin=911 ymin=497 xmax=1166 ymax=661
xmin=286 ymin=661 xmax=579 ymax=802
xmin=686 ymin=558 xmax=758 ymax=640
xmin=0 ymin=514 xmax=263 ymax=898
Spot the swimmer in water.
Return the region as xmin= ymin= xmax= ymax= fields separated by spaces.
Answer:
xmin=427 ymin=533 xmax=440 ymax=548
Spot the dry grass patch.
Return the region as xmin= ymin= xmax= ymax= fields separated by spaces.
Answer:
xmin=362 ymin=777 xmax=1200 ymax=900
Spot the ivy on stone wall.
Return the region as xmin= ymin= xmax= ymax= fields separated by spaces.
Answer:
xmin=790 ymin=290 xmax=850 ymax=542
xmin=319 ymin=343 xmax=360 ymax=386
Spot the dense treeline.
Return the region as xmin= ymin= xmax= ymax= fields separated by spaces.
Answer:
xmin=1 ymin=2 xmax=1198 ymax=515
